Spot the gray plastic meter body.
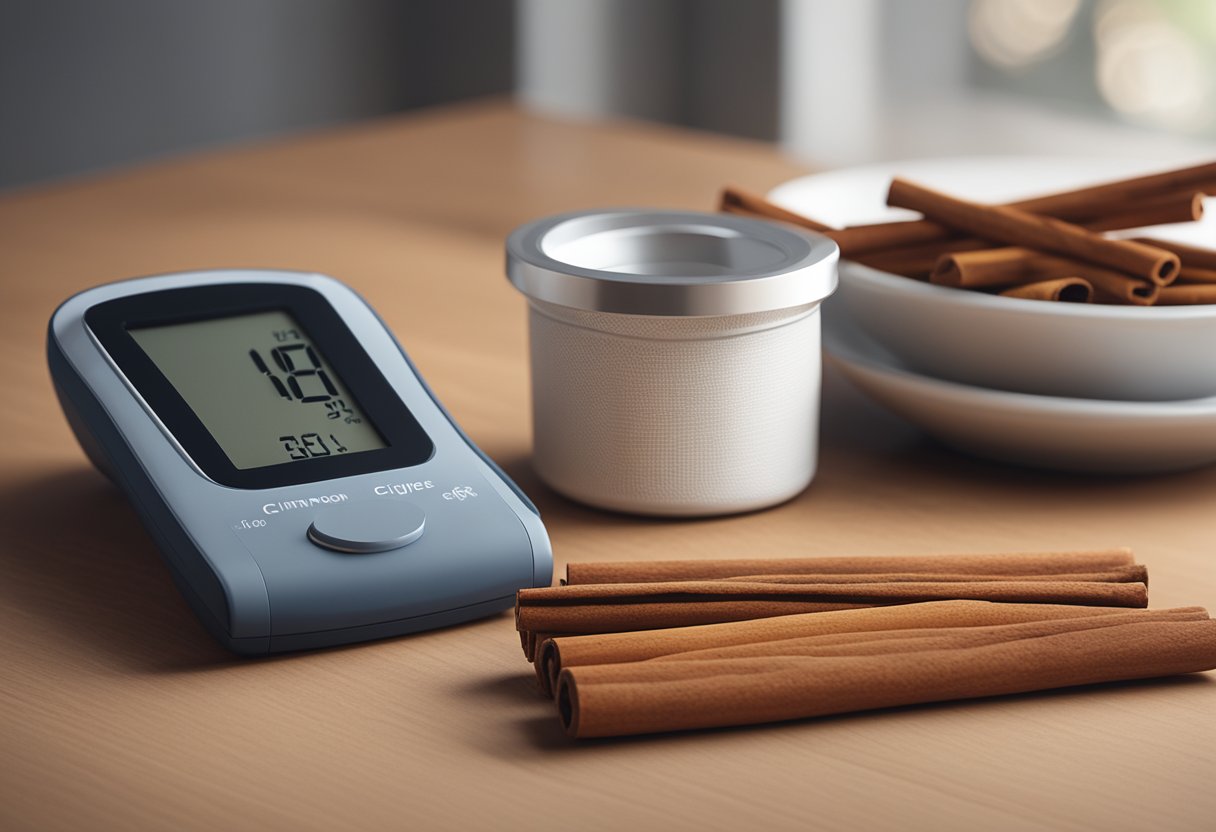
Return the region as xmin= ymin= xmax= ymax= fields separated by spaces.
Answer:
xmin=48 ymin=270 xmax=552 ymax=654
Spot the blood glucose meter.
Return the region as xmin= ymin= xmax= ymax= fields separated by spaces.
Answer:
xmin=48 ymin=270 xmax=552 ymax=654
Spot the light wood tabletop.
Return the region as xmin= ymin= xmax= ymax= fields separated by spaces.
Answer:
xmin=2 ymin=100 xmax=1214 ymax=832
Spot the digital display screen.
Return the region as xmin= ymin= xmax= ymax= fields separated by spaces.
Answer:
xmin=129 ymin=310 xmax=388 ymax=470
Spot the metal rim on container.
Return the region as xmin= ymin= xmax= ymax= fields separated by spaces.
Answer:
xmin=506 ymin=209 xmax=838 ymax=316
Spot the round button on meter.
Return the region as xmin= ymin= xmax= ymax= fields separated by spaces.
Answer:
xmin=307 ymin=500 xmax=426 ymax=554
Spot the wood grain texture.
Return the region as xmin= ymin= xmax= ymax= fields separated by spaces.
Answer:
xmin=1 ymin=100 xmax=1215 ymax=832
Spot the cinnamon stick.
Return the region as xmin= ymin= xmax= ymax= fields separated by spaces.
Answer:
xmin=721 ymin=160 xmax=1216 ymax=256
xmin=516 ymin=579 xmax=1148 ymax=635
xmin=720 ymin=189 xmax=1197 ymax=262
xmin=1002 ymin=159 xmax=1216 ymax=220
xmin=653 ymin=608 xmax=1208 ymax=663
xmin=720 ymin=566 xmax=1147 ymax=584
xmin=1157 ymin=284 xmax=1216 ymax=306
xmin=563 ymin=549 xmax=1136 ymax=585
xmin=1177 ymin=267 xmax=1216 ymax=285
xmin=932 ymin=248 xmax=1159 ymax=305
xmin=838 ymin=192 xmax=1198 ymax=276
xmin=1082 ymin=190 xmax=1204 ymax=232
xmin=1000 ymin=277 xmax=1093 ymax=303
xmin=555 ymin=618 xmax=1216 ymax=738
xmin=536 ymin=600 xmax=1176 ymax=697
xmin=1133 ymin=237 xmax=1216 ymax=271
xmin=851 ymin=238 xmax=990 ymax=279
xmin=813 ymin=189 xmax=1201 ymax=257
xmin=720 ymin=185 xmax=835 ymax=233
xmin=826 ymin=218 xmax=970 ymax=259
xmin=888 ymin=178 xmax=1180 ymax=284
xmin=521 ymin=631 xmax=561 ymax=662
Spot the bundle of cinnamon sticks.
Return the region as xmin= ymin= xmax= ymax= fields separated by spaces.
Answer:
xmin=720 ymin=160 xmax=1216 ymax=305
xmin=514 ymin=549 xmax=1216 ymax=739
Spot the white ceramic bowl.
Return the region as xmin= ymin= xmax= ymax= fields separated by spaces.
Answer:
xmin=771 ymin=157 xmax=1216 ymax=402
xmin=823 ymin=301 xmax=1216 ymax=474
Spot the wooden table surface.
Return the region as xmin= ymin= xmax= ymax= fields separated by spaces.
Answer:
xmin=2 ymin=101 xmax=1214 ymax=832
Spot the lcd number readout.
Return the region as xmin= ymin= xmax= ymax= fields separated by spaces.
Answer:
xmin=248 ymin=328 xmax=365 ymax=462
xmin=129 ymin=308 xmax=386 ymax=470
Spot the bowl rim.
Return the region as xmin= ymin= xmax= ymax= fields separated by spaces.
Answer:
xmin=841 ymin=260 xmax=1216 ymax=321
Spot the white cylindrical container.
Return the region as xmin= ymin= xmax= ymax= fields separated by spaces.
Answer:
xmin=506 ymin=209 xmax=837 ymax=516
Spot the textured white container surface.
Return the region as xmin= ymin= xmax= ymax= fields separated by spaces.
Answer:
xmin=528 ymin=299 xmax=822 ymax=516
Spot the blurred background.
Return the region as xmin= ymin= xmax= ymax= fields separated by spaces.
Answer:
xmin=3 ymin=0 xmax=1215 ymax=190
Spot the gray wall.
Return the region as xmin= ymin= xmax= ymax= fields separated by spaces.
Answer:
xmin=0 ymin=0 xmax=515 ymax=189
xmin=519 ymin=0 xmax=778 ymax=140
